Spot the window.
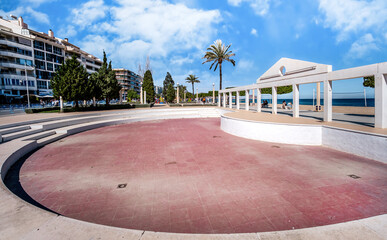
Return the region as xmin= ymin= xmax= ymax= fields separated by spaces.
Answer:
xmin=54 ymin=64 xmax=60 ymax=71
xmin=47 ymin=63 xmax=53 ymax=71
xmin=34 ymin=41 xmax=44 ymax=50
xmin=45 ymin=43 xmax=52 ymax=52
xmin=53 ymin=46 xmax=62 ymax=55
xmin=37 ymin=80 xmax=47 ymax=89
xmin=16 ymin=48 xmax=32 ymax=57
xmin=46 ymin=53 xmax=53 ymax=62
xmin=35 ymin=60 xmax=45 ymax=70
xmin=34 ymin=50 xmax=45 ymax=60
xmin=28 ymin=80 xmax=35 ymax=87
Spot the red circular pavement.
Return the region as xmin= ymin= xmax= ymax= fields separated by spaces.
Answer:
xmin=20 ymin=118 xmax=387 ymax=233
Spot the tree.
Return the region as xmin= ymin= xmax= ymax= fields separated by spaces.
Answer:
xmin=166 ymin=83 xmax=175 ymax=103
xmin=261 ymin=85 xmax=293 ymax=95
xmin=363 ymin=76 xmax=374 ymax=88
xmin=92 ymin=51 xmax=120 ymax=106
xmin=163 ymin=72 xmax=174 ymax=97
xmin=51 ymin=55 xmax=89 ymax=108
xmin=179 ymin=85 xmax=187 ymax=100
xmin=202 ymin=39 xmax=236 ymax=90
xmin=185 ymin=74 xmax=200 ymax=97
xmin=127 ymin=89 xmax=139 ymax=102
xmin=143 ymin=70 xmax=155 ymax=103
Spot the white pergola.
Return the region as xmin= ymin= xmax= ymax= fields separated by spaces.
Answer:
xmin=219 ymin=58 xmax=387 ymax=129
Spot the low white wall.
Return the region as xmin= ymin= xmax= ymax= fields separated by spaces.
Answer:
xmin=221 ymin=115 xmax=387 ymax=163
xmin=322 ymin=127 xmax=387 ymax=163
xmin=221 ymin=116 xmax=322 ymax=145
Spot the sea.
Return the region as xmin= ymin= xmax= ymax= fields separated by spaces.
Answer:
xmin=236 ymin=98 xmax=374 ymax=107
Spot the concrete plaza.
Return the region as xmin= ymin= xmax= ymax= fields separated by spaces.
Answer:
xmin=16 ymin=118 xmax=387 ymax=234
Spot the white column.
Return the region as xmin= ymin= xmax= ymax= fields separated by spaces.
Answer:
xmin=218 ymin=93 xmax=221 ymax=107
xmin=60 ymin=96 xmax=63 ymax=112
xmin=177 ymin=84 xmax=180 ymax=103
xmin=323 ymin=80 xmax=332 ymax=122
xmin=245 ymin=90 xmax=249 ymax=111
xmin=252 ymin=89 xmax=255 ymax=106
xmin=229 ymin=92 xmax=232 ymax=109
xmin=272 ymin=87 xmax=277 ymax=114
xmin=223 ymin=93 xmax=226 ymax=107
xmin=257 ymin=88 xmax=261 ymax=112
xmin=212 ymin=84 xmax=215 ymax=104
xmin=375 ymin=73 xmax=387 ymax=128
xmin=140 ymin=86 xmax=143 ymax=104
xmin=316 ymin=82 xmax=321 ymax=111
xmin=293 ymin=84 xmax=299 ymax=118
xmin=236 ymin=91 xmax=240 ymax=109
xmin=144 ymin=91 xmax=147 ymax=104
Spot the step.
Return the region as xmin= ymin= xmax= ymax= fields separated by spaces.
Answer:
xmin=37 ymin=133 xmax=67 ymax=147
xmin=0 ymin=125 xmax=30 ymax=135
xmin=22 ymin=131 xmax=57 ymax=141
xmin=2 ymin=127 xmax=43 ymax=142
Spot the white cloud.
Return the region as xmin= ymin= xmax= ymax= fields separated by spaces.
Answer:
xmin=71 ymin=0 xmax=108 ymax=29
xmin=250 ymin=28 xmax=258 ymax=36
xmin=227 ymin=0 xmax=273 ymax=16
xmin=237 ymin=59 xmax=254 ymax=71
xmin=170 ymin=56 xmax=194 ymax=66
xmin=74 ymin=0 xmax=221 ymax=74
xmin=0 ymin=6 xmax=49 ymax=25
xmin=318 ymin=0 xmax=387 ymax=41
xmin=22 ymin=0 xmax=56 ymax=6
xmin=347 ymin=33 xmax=379 ymax=59
xmin=57 ymin=25 xmax=77 ymax=38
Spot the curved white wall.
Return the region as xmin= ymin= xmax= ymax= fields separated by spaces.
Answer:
xmin=221 ymin=115 xmax=387 ymax=163
xmin=221 ymin=116 xmax=322 ymax=145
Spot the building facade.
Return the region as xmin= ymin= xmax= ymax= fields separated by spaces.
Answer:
xmin=0 ymin=15 xmax=102 ymax=103
xmin=113 ymin=68 xmax=142 ymax=100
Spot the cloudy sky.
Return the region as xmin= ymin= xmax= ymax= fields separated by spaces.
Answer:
xmin=1 ymin=0 xmax=386 ymax=98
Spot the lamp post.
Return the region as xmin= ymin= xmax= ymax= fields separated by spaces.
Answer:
xmin=177 ymin=83 xmax=179 ymax=103
xmin=196 ymin=87 xmax=198 ymax=103
xmin=184 ymin=90 xmax=187 ymax=102
xmin=212 ymin=82 xmax=215 ymax=104
xmin=24 ymin=62 xmax=30 ymax=108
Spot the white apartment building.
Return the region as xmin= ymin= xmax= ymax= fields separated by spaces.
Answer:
xmin=0 ymin=15 xmax=102 ymax=104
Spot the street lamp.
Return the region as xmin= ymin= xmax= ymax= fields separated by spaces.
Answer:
xmin=212 ymin=82 xmax=215 ymax=104
xmin=196 ymin=87 xmax=198 ymax=103
xmin=177 ymin=83 xmax=179 ymax=103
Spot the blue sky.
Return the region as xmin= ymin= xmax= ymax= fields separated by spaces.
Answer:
xmin=1 ymin=0 xmax=386 ymax=98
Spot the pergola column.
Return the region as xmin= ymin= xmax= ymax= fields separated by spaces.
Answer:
xmin=223 ymin=92 xmax=226 ymax=107
xmin=218 ymin=93 xmax=221 ymax=107
xmin=236 ymin=91 xmax=240 ymax=110
xmin=229 ymin=92 xmax=232 ymax=109
xmin=257 ymin=88 xmax=261 ymax=112
xmin=140 ymin=86 xmax=143 ymax=104
xmin=252 ymin=89 xmax=255 ymax=106
xmin=375 ymin=73 xmax=387 ymax=128
xmin=292 ymin=84 xmax=299 ymax=118
xmin=324 ymin=80 xmax=332 ymax=122
xmin=245 ymin=90 xmax=249 ymax=111
xmin=272 ymin=87 xmax=277 ymax=114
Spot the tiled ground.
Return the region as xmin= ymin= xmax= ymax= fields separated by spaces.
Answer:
xmin=19 ymin=118 xmax=387 ymax=233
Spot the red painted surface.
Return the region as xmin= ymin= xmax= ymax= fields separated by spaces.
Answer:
xmin=20 ymin=118 xmax=387 ymax=233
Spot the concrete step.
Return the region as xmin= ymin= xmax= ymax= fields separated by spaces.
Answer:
xmin=0 ymin=125 xmax=30 ymax=135
xmin=2 ymin=127 xmax=43 ymax=142
xmin=22 ymin=131 xmax=57 ymax=141
xmin=37 ymin=133 xmax=67 ymax=147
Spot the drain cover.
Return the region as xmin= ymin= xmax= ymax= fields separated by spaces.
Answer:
xmin=348 ymin=174 xmax=361 ymax=179
xmin=165 ymin=161 xmax=177 ymax=165
xmin=271 ymin=145 xmax=280 ymax=148
xmin=213 ymin=136 xmax=221 ymax=138
xmin=117 ymin=183 xmax=127 ymax=188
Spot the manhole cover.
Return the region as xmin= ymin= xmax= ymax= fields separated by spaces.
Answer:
xmin=348 ymin=174 xmax=361 ymax=179
xmin=271 ymin=145 xmax=280 ymax=148
xmin=117 ymin=183 xmax=127 ymax=188
xmin=165 ymin=161 xmax=177 ymax=165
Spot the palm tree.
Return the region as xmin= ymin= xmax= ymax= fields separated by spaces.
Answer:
xmin=185 ymin=74 xmax=200 ymax=97
xmin=202 ymin=39 xmax=236 ymax=90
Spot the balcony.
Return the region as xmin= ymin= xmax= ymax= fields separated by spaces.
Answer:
xmin=0 ymin=72 xmax=35 ymax=79
xmin=0 ymin=61 xmax=34 ymax=70
xmin=0 ymin=50 xmax=34 ymax=60
xmin=0 ymin=39 xmax=32 ymax=51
